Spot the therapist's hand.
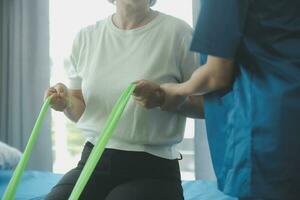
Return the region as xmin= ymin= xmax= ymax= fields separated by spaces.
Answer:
xmin=133 ymin=80 xmax=165 ymax=109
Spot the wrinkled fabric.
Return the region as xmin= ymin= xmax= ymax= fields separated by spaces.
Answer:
xmin=0 ymin=141 xmax=22 ymax=170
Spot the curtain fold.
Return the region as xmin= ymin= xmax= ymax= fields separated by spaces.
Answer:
xmin=192 ymin=0 xmax=216 ymax=180
xmin=0 ymin=0 xmax=52 ymax=171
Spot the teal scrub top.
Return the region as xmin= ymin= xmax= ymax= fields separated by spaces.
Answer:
xmin=191 ymin=0 xmax=300 ymax=199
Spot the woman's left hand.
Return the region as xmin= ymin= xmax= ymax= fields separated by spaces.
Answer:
xmin=133 ymin=80 xmax=165 ymax=109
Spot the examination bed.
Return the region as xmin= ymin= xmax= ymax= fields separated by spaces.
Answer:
xmin=0 ymin=170 xmax=236 ymax=200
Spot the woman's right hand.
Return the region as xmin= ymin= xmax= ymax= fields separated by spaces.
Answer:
xmin=44 ymin=83 xmax=69 ymax=112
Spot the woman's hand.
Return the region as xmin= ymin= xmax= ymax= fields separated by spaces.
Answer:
xmin=132 ymin=80 xmax=204 ymax=118
xmin=44 ymin=83 xmax=69 ymax=112
xmin=132 ymin=80 xmax=186 ymax=111
xmin=132 ymin=80 xmax=165 ymax=109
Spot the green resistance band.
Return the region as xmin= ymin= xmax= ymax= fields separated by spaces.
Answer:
xmin=2 ymin=84 xmax=134 ymax=200
xmin=68 ymin=83 xmax=135 ymax=200
xmin=2 ymin=96 xmax=52 ymax=200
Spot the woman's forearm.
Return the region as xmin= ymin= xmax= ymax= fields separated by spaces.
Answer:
xmin=64 ymin=93 xmax=86 ymax=122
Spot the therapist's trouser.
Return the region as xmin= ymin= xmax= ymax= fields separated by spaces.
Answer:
xmin=45 ymin=142 xmax=184 ymax=200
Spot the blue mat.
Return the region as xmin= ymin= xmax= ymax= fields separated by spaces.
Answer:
xmin=182 ymin=180 xmax=236 ymax=200
xmin=0 ymin=171 xmax=61 ymax=200
xmin=0 ymin=171 xmax=236 ymax=199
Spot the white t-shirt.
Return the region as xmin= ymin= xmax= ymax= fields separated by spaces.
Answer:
xmin=65 ymin=12 xmax=199 ymax=159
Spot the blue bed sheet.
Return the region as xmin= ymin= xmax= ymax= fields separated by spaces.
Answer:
xmin=182 ymin=181 xmax=236 ymax=200
xmin=0 ymin=171 xmax=237 ymax=199
xmin=0 ymin=171 xmax=62 ymax=200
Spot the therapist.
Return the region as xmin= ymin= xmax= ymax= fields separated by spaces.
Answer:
xmin=133 ymin=0 xmax=300 ymax=199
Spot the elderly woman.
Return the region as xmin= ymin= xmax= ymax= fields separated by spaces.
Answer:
xmin=44 ymin=0 xmax=202 ymax=199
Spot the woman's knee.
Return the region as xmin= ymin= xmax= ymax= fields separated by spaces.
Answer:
xmin=44 ymin=169 xmax=81 ymax=200
xmin=105 ymin=179 xmax=183 ymax=200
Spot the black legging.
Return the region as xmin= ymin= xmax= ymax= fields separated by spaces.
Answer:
xmin=45 ymin=142 xmax=184 ymax=200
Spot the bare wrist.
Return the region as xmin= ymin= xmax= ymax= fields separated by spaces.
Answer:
xmin=157 ymin=87 xmax=166 ymax=108
xmin=63 ymin=96 xmax=72 ymax=112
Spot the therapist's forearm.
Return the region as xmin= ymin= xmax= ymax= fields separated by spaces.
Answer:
xmin=178 ymin=55 xmax=235 ymax=96
xmin=159 ymin=56 xmax=234 ymax=112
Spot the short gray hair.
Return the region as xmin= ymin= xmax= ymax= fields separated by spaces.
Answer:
xmin=107 ymin=0 xmax=157 ymax=7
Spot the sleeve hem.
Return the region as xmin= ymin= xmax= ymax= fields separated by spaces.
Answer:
xmin=190 ymin=37 xmax=237 ymax=59
xmin=67 ymin=78 xmax=82 ymax=90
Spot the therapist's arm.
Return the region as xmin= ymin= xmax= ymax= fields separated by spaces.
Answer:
xmin=144 ymin=0 xmax=249 ymax=112
xmin=177 ymin=55 xmax=234 ymax=96
xmin=175 ymin=95 xmax=205 ymax=118
xmin=133 ymin=55 xmax=234 ymax=113
xmin=159 ymin=55 xmax=234 ymax=111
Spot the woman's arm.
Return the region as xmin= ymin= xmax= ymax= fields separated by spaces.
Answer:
xmin=64 ymin=89 xmax=86 ymax=122
xmin=44 ymin=83 xmax=85 ymax=122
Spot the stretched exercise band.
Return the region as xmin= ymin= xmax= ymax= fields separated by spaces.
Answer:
xmin=2 ymin=96 xmax=52 ymax=200
xmin=68 ymin=83 xmax=135 ymax=200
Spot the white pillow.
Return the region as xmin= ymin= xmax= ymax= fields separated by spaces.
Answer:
xmin=0 ymin=141 xmax=22 ymax=170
